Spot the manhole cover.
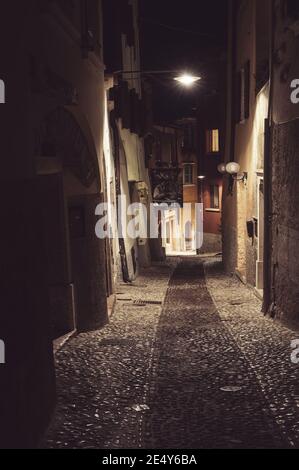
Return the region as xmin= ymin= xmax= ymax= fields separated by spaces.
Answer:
xmin=220 ymin=386 xmax=243 ymax=393
xmin=133 ymin=300 xmax=162 ymax=306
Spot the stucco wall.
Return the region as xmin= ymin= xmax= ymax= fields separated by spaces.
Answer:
xmin=272 ymin=120 xmax=299 ymax=326
xmin=0 ymin=1 xmax=107 ymax=447
xmin=271 ymin=3 xmax=299 ymax=326
xmin=223 ymin=0 xmax=269 ymax=287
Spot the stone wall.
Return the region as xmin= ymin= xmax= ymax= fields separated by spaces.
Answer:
xmin=200 ymin=233 xmax=222 ymax=254
xmin=272 ymin=120 xmax=299 ymax=327
xmin=0 ymin=182 xmax=56 ymax=448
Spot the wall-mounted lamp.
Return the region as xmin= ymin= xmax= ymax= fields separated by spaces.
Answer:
xmin=232 ymin=171 xmax=248 ymax=183
xmin=217 ymin=162 xmax=247 ymax=195
xmin=226 ymin=162 xmax=240 ymax=175
xmin=217 ymin=163 xmax=227 ymax=174
xmin=198 ymin=175 xmax=206 ymax=180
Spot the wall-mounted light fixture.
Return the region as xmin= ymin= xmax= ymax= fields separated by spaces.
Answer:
xmin=217 ymin=163 xmax=227 ymax=174
xmin=217 ymin=162 xmax=248 ymax=195
xmin=226 ymin=162 xmax=240 ymax=175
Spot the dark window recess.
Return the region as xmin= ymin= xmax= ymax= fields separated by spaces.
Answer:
xmin=210 ymin=185 xmax=220 ymax=209
xmin=102 ymin=0 xmax=122 ymax=72
xmin=182 ymin=126 xmax=195 ymax=152
xmin=114 ymin=81 xmax=131 ymax=129
xmin=184 ymin=165 xmax=194 ymax=185
xmin=286 ymin=0 xmax=299 ymax=19
xmin=256 ymin=59 xmax=269 ymax=94
xmin=81 ymin=0 xmax=95 ymax=57
xmin=236 ymin=61 xmax=250 ymax=123
xmin=128 ymin=181 xmax=135 ymax=202
xmin=69 ymin=207 xmax=85 ymax=239
xmin=87 ymin=0 xmax=102 ymax=55
xmin=253 ymin=217 xmax=258 ymax=238
xmin=129 ymin=89 xmax=144 ymax=136
xmin=246 ymin=220 xmax=254 ymax=239
xmin=120 ymin=1 xmax=135 ymax=47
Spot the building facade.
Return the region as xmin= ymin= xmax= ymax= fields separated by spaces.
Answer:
xmin=223 ymin=0 xmax=270 ymax=294
xmin=223 ymin=0 xmax=299 ymax=327
xmin=149 ymin=116 xmax=223 ymax=255
xmin=103 ymin=0 xmax=153 ymax=282
xmin=0 ymin=0 xmax=156 ymax=448
xmin=269 ymin=0 xmax=299 ymax=326
xmin=0 ymin=0 xmax=109 ymax=447
xmin=197 ymin=95 xmax=224 ymax=254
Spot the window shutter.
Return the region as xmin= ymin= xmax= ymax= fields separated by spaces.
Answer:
xmin=244 ymin=60 xmax=250 ymax=120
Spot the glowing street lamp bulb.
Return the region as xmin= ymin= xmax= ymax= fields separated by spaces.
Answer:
xmin=174 ymin=74 xmax=201 ymax=87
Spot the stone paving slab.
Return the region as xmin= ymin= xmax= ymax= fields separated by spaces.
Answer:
xmin=143 ymin=260 xmax=289 ymax=449
xmin=44 ymin=261 xmax=177 ymax=449
xmin=43 ymin=257 xmax=299 ymax=449
xmin=204 ymin=258 xmax=299 ymax=448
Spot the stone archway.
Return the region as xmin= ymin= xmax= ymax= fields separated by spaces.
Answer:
xmin=37 ymin=106 xmax=108 ymax=337
xmin=38 ymin=105 xmax=99 ymax=187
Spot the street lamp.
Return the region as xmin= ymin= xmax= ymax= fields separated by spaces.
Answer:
xmin=114 ymin=70 xmax=201 ymax=87
xmin=174 ymin=74 xmax=201 ymax=87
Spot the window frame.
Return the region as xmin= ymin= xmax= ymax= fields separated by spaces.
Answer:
xmin=208 ymin=184 xmax=220 ymax=210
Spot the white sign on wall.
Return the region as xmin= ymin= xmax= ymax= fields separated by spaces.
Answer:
xmin=0 ymin=79 xmax=5 ymax=104
xmin=0 ymin=340 xmax=5 ymax=364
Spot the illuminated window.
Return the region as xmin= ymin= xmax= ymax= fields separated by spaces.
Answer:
xmin=206 ymin=129 xmax=220 ymax=153
xmin=183 ymin=164 xmax=194 ymax=185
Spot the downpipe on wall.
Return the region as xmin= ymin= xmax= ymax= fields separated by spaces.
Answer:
xmin=262 ymin=0 xmax=275 ymax=315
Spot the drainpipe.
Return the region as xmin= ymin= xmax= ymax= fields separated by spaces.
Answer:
xmin=110 ymin=111 xmax=131 ymax=283
xmin=262 ymin=0 xmax=275 ymax=314
xmin=223 ymin=0 xmax=237 ymax=260
xmin=228 ymin=0 xmax=237 ymax=168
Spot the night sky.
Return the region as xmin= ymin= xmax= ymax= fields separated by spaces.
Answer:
xmin=139 ymin=0 xmax=228 ymax=123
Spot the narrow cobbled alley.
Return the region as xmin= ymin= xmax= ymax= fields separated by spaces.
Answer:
xmin=44 ymin=257 xmax=299 ymax=450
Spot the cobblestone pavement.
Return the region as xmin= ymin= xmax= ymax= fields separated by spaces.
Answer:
xmin=44 ymin=257 xmax=299 ymax=449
